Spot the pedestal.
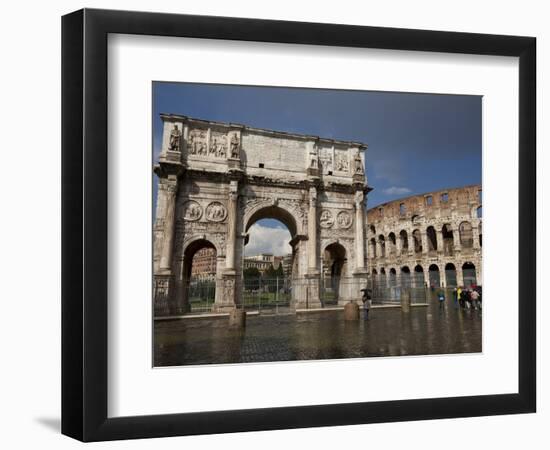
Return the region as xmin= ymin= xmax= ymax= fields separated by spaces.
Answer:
xmin=344 ymin=301 xmax=360 ymax=321
xmin=228 ymin=309 xmax=246 ymax=328
xmin=212 ymin=272 xmax=238 ymax=312
xmin=294 ymin=273 xmax=322 ymax=310
xmin=153 ymin=273 xmax=175 ymax=316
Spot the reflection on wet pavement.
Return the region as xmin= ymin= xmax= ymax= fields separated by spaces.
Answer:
xmin=154 ymin=304 xmax=481 ymax=367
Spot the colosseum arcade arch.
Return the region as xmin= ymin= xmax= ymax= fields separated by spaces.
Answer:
xmin=153 ymin=115 xmax=368 ymax=314
xmin=444 ymin=263 xmax=457 ymax=287
xmin=428 ymin=264 xmax=441 ymax=288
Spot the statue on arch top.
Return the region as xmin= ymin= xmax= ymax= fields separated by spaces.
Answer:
xmin=168 ymin=124 xmax=181 ymax=152
xmin=230 ymin=133 xmax=240 ymax=159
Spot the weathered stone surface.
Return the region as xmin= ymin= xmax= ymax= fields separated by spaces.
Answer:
xmin=228 ymin=309 xmax=246 ymax=328
xmin=366 ymin=185 xmax=482 ymax=290
xmin=153 ymin=115 xmax=368 ymax=315
xmin=343 ymin=301 xmax=360 ymax=320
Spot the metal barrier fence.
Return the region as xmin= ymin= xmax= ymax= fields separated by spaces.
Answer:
xmin=155 ymin=275 xmax=478 ymax=316
xmin=368 ymin=286 xmax=429 ymax=305
xmin=368 ymin=269 xmax=480 ymax=290
xmin=241 ymin=277 xmax=292 ymax=314
xmin=188 ymin=279 xmax=216 ymax=313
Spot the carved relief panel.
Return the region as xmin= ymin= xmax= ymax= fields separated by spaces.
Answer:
xmin=319 ymin=209 xmax=353 ymax=230
xmin=319 ymin=210 xmax=334 ymax=228
xmin=181 ymin=200 xmax=202 ymax=221
xmin=336 ymin=211 xmax=353 ymax=229
xmin=209 ymin=132 xmax=227 ymax=158
xmin=188 ymin=129 xmax=208 ymax=156
xmin=318 ymin=146 xmax=333 ymax=174
xmin=334 ymin=149 xmax=350 ymax=173
xmin=205 ymin=202 xmax=228 ymax=222
xmin=186 ymin=127 xmax=239 ymax=160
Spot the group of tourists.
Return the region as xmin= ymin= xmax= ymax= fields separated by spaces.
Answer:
xmin=451 ymin=286 xmax=482 ymax=310
xmin=361 ymin=285 xmax=482 ymax=318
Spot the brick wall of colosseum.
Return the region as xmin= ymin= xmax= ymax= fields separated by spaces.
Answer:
xmin=366 ymin=184 xmax=482 ymax=288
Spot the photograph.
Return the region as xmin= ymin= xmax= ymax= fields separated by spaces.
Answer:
xmin=0 ymin=0 xmax=542 ymax=447
xmin=152 ymin=82 xmax=482 ymax=367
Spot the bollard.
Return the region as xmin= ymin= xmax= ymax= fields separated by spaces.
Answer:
xmin=400 ymin=290 xmax=411 ymax=313
xmin=344 ymin=301 xmax=360 ymax=321
xmin=229 ymin=309 xmax=246 ymax=328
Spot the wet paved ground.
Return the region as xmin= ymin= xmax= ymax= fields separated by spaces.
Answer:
xmin=154 ymin=301 xmax=482 ymax=367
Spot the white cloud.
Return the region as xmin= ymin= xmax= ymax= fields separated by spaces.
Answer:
xmin=244 ymin=223 xmax=292 ymax=256
xmin=382 ymin=186 xmax=412 ymax=196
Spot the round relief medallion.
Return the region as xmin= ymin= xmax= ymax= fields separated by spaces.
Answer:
xmin=205 ymin=202 xmax=228 ymax=222
xmin=336 ymin=211 xmax=353 ymax=229
xmin=182 ymin=200 xmax=202 ymax=221
xmin=319 ymin=210 xmax=334 ymax=228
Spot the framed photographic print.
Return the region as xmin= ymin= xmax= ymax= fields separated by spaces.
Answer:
xmin=62 ymin=8 xmax=536 ymax=441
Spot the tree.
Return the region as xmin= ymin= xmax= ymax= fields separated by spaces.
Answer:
xmin=244 ymin=267 xmax=261 ymax=278
xmin=243 ymin=267 xmax=261 ymax=290
xmin=263 ymin=264 xmax=277 ymax=279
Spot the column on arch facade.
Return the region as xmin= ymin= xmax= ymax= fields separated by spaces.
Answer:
xmin=225 ymin=179 xmax=239 ymax=272
xmin=307 ymin=185 xmax=318 ymax=273
xmin=153 ymin=174 xmax=179 ymax=316
xmin=213 ymin=179 xmax=240 ymax=312
xmin=158 ymin=175 xmax=178 ymax=271
xmin=299 ymin=185 xmax=322 ymax=309
xmin=354 ymin=190 xmax=366 ymax=271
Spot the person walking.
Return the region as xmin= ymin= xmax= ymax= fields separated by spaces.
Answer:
xmin=452 ymin=287 xmax=459 ymax=308
xmin=361 ymin=288 xmax=372 ymax=320
xmin=471 ymin=289 xmax=481 ymax=310
xmin=465 ymin=289 xmax=472 ymax=309
xmin=437 ymin=289 xmax=445 ymax=309
xmin=459 ymin=288 xmax=468 ymax=309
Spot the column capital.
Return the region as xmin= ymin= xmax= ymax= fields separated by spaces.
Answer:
xmin=228 ymin=179 xmax=239 ymax=201
xmin=354 ymin=190 xmax=365 ymax=207
xmin=309 ymin=185 xmax=318 ymax=203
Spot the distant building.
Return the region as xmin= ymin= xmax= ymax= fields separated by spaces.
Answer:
xmin=190 ymin=247 xmax=217 ymax=281
xmin=243 ymin=253 xmax=275 ymax=273
xmin=273 ymin=256 xmax=283 ymax=270
xmin=366 ymin=184 xmax=482 ymax=288
xmin=282 ymin=253 xmax=293 ymax=278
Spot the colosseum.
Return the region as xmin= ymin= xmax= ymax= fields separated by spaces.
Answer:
xmin=366 ymin=184 xmax=482 ymax=298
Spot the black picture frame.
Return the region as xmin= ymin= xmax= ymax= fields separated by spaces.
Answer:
xmin=62 ymin=8 xmax=536 ymax=442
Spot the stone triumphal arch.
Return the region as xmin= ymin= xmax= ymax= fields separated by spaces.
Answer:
xmin=153 ymin=114 xmax=369 ymax=314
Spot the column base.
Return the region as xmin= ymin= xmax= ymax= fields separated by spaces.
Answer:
xmin=212 ymin=273 xmax=238 ymax=311
xmin=153 ymin=273 xmax=175 ymax=316
xmin=344 ymin=301 xmax=360 ymax=320
xmin=294 ymin=273 xmax=321 ymax=309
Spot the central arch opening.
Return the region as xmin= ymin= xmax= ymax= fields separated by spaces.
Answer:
xmin=243 ymin=205 xmax=297 ymax=310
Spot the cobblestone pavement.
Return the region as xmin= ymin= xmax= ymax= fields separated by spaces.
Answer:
xmin=154 ymin=301 xmax=482 ymax=367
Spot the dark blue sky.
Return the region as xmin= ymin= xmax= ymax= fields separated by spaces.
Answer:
xmin=153 ymin=82 xmax=481 ymax=211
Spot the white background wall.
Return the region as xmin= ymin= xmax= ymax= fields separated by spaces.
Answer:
xmin=0 ymin=0 xmax=546 ymax=448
